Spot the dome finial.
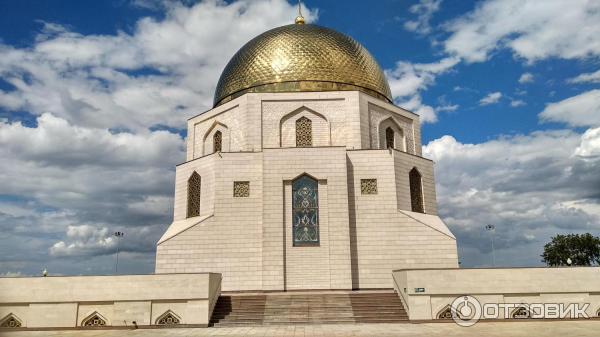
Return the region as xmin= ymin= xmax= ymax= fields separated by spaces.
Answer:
xmin=295 ymin=1 xmax=305 ymax=24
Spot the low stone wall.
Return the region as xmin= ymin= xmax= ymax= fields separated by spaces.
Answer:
xmin=0 ymin=273 xmax=221 ymax=329
xmin=392 ymin=267 xmax=600 ymax=320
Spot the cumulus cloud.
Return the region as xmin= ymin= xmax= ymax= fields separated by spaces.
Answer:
xmin=479 ymin=92 xmax=502 ymax=105
xmin=425 ymin=130 xmax=600 ymax=266
xmin=510 ymin=99 xmax=526 ymax=107
xmin=539 ymin=90 xmax=600 ymax=127
xmin=0 ymin=0 xmax=316 ymax=276
xmin=443 ymin=0 xmax=600 ymax=63
xmin=386 ymin=57 xmax=459 ymax=122
xmin=518 ymin=73 xmax=534 ymax=84
xmin=567 ymin=70 xmax=600 ymax=84
xmin=0 ymin=0 xmax=315 ymax=131
xmin=403 ymin=0 xmax=442 ymax=35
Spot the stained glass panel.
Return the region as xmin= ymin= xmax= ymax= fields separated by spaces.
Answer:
xmin=292 ymin=175 xmax=319 ymax=245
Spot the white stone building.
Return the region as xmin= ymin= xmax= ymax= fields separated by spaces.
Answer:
xmin=155 ymin=21 xmax=459 ymax=291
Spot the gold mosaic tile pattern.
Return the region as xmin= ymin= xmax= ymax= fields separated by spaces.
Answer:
xmin=214 ymin=24 xmax=392 ymax=106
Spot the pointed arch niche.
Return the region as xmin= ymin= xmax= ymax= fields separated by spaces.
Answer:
xmin=156 ymin=310 xmax=181 ymax=325
xmin=280 ymin=106 xmax=330 ymax=147
xmin=378 ymin=117 xmax=406 ymax=151
xmin=0 ymin=313 xmax=22 ymax=328
xmin=81 ymin=311 xmax=108 ymax=327
xmin=202 ymin=121 xmax=230 ymax=155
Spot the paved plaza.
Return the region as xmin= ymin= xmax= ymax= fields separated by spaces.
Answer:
xmin=3 ymin=321 xmax=600 ymax=337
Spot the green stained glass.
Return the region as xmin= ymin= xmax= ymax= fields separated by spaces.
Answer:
xmin=292 ymin=175 xmax=319 ymax=246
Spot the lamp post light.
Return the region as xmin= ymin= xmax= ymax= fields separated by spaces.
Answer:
xmin=485 ymin=224 xmax=496 ymax=267
xmin=114 ymin=231 xmax=124 ymax=274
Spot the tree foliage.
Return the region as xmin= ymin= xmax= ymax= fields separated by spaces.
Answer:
xmin=542 ymin=233 xmax=600 ymax=266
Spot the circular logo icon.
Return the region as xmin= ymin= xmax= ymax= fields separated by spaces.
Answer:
xmin=451 ymin=295 xmax=482 ymax=327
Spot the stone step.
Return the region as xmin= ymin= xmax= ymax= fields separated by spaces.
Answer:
xmin=209 ymin=291 xmax=408 ymax=327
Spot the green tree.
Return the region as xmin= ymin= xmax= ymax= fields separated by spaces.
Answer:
xmin=542 ymin=233 xmax=600 ymax=266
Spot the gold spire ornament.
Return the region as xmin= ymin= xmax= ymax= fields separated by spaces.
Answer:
xmin=295 ymin=1 xmax=305 ymax=24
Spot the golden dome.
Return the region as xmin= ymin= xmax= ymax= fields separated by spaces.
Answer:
xmin=213 ymin=24 xmax=392 ymax=107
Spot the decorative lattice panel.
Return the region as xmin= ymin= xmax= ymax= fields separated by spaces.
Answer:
xmin=360 ymin=179 xmax=378 ymax=195
xmin=292 ymin=175 xmax=319 ymax=245
xmin=437 ymin=307 xmax=452 ymax=319
xmin=409 ymin=168 xmax=424 ymax=213
xmin=156 ymin=311 xmax=180 ymax=325
xmin=296 ymin=117 xmax=312 ymax=147
xmin=512 ymin=307 xmax=530 ymax=319
xmin=233 ymin=181 xmax=250 ymax=197
xmin=187 ymin=172 xmax=201 ymax=218
xmin=82 ymin=313 xmax=106 ymax=327
xmin=0 ymin=315 xmax=22 ymax=328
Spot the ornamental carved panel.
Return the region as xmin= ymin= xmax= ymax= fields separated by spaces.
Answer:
xmin=233 ymin=181 xmax=250 ymax=197
xmin=360 ymin=179 xmax=378 ymax=195
xmin=296 ymin=117 xmax=313 ymax=147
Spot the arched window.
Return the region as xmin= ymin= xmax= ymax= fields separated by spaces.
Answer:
xmin=296 ymin=117 xmax=312 ymax=147
xmin=213 ymin=131 xmax=222 ymax=153
xmin=292 ymin=175 xmax=319 ymax=246
xmin=386 ymin=127 xmax=394 ymax=149
xmin=187 ymin=172 xmax=201 ymax=218
xmin=409 ymin=168 xmax=424 ymax=213
xmin=0 ymin=314 xmax=22 ymax=328
xmin=82 ymin=312 xmax=107 ymax=327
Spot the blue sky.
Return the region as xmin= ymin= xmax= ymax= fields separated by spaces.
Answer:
xmin=0 ymin=0 xmax=599 ymax=276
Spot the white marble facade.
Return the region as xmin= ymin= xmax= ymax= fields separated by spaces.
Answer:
xmin=155 ymin=90 xmax=459 ymax=291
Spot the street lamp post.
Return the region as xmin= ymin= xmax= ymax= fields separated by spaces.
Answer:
xmin=114 ymin=231 xmax=124 ymax=274
xmin=485 ymin=224 xmax=496 ymax=267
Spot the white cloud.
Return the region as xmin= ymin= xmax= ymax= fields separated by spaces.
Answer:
xmin=567 ymin=70 xmax=600 ymax=84
xmin=404 ymin=0 xmax=442 ymax=35
xmin=443 ymin=0 xmax=600 ymax=62
xmin=574 ymin=127 xmax=600 ymax=158
xmin=510 ymin=99 xmax=526 ymax=107
xmin=0 ymin=0 xmax=315 ymax=131
xmin=0 ymin=0 xmax=316 ymax=276
xmin=479 ymin=92 xmax=502 ymax=105
xmin=386 ymin=57 xmax=459 ymax=123
xmin=425 ymin=130 xmax=600 ymax=266
xmin=539 ymin=90 xmax=600 ymax=127
xmin=518 ymin=72 xmax=534 ymax=84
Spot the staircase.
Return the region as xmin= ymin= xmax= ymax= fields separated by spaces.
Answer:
xmin=210 ymin=290 xmax=408 ymax=327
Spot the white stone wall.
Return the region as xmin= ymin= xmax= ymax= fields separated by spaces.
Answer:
xmin=157 ymin=152 xmax=264 ymax=291
xmin=347 ymin=150 xmax=457 ymax=289
xmin=392 ymin=150 xmax=438 ymax=215
xmin=157 ymin=90 xmax=456 ymax=292
xmin=393 ymin=267 xmax=600 ymax=320
xmin=262 ymin=147 xmax=352 ymax=291
xmin=0 ymin=273 xmax=221 ymax=328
